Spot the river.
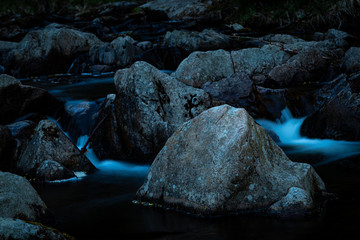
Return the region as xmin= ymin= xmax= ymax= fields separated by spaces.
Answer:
xmin=24 ymin=75 xmax=360 ymax=240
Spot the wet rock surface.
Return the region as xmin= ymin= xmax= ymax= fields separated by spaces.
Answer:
xmin=17 ymin=120 xmax=95 ymax=181
xmin=137 ymin=105 xmax=325 ymax=216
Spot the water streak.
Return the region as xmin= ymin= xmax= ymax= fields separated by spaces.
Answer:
xmin=257 ymin=108 xmax=360 ymax=166
xmin=77 ymin=135 xmax=150 ymax=176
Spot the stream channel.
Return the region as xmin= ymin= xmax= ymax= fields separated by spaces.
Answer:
xmin=22 ymin=75 xmax=360 ymax=240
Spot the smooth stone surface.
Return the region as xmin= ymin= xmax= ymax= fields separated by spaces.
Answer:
xmin=137 ymin=105 xmax=325 ymax=216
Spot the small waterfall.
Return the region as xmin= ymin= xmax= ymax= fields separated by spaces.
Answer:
xmin=77 ymin=135 xmax=150 ymax=176
xmin=257 ymin=108 xmax=360 ymax=165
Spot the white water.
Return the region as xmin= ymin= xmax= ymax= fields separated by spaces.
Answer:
xmin=257 ymin=108 xmax=360 ymax=166
xmin=77 ymin=135 xmax=150 ymax=176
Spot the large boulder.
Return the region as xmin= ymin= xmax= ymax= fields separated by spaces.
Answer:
xmin=0 ymin=74 xmax=65 ymax=125
xmin=5 ymin=24 xmax=101 ymax=77
xmin=0 ymin=126 xmax=17 ymax=172
xmin=231 ymin=45 xmax=291 ymax=77
xmin=268 ymin=47 xmax=339 ymax=87
xmin=301 ymin=84 xmax=360 ymax=141
xmin=163 ymin=29 xmax=232 ymax=52
xmin=0 ymin=217 xmax=73 ymax=240
xmin=342 ymin=47 xmax=360 ymax=73
xmin=140 ymin=0 xmax=216 ymax=20
xmin=93 ymin=61 xmax=212 ymax=160
xmin=17 ymin=120 xmax=95 ymax=181
xmin=0 ymin=171 xmax=47 ymax=221
xmin=89 ymin=36 xmax=142 ymax=68
xmin=202 ymin=71 xmax=255 ymax=112
xmin=136 ymin=105 xmax=325 ymax=216
xmin=172 ymin=49 xmax=234 ymax=88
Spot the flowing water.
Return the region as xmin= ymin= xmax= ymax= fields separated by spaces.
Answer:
xmin=27 ymin=76 xmax=360 ymax=240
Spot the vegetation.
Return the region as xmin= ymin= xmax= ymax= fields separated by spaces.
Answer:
xmin=213 ymin=0 xmax=360 ymax=31
xmin=0 ymin=0 xmax=146 ymax=16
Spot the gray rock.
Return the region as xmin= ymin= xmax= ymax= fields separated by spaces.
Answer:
xmin=112 ymin=61 xmax=212 ymax=159
xmin=313 ymin=32 xmax=325 ymax=41
xmin=140 ymin=0 xmax=215 ymax=20
xmin=202 ymin=71 xmax=253 ymax=106
xmin=268 ymin=187 xmax=315 ymax=216
xmin=231 ymin=45 xmax=290 ymax=76
xmin=36 ymin=160 xmax=75 ymax=181
xmin=137 ymin=105 xmax=325 ymax=216
xmin=0 ymin=217 xmax=72 ymax=240
xmin=137 ymin=41 xmax=153 ymax=51
xmin=325 ymin=28 xmax=350 ymax=48
xmin=0 ymin=74 xmax=20 ymax=89
xmin=263 ymin=34 xmax=305 ymax=45
xmin=342 ymin=47 xmax=360 ymax=73
xmin=172 ymin=49 xmax=234 ymax=88
xmin=92 ymin=94 xmax=124 ymax=160
xmin=268 ymin=64 xmax=310 ymax=87
xmin=17 ymin=120 xmax=95 ymax=180
xmin=301 ymin=85 xmax=360 ymax=141
xmin=0 ymin=171 xmax=47 ymax=221
xmin=0 ymin=74 xmax=64 ymax=125
xmin=90 ymin=36 xmax=142 ymax=67
xmin=6 ymin=24 xmax=101 ymax=76
xmin=163 ymin=29 xmax=231 ymax=52
xmin=0 ymin=40 xmax=18 ymax=56
xmin=226 ymin=23 xmax=245 ymax=32
xmin=269 ymin=47 xmax=343 ymax=86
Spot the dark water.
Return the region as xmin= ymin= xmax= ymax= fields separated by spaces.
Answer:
xmin=25 ymin=76 xmax=360 ymax=240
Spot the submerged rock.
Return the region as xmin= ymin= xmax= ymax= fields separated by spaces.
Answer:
xmin=163 ymin=29 xmax=232 ymax=52
xmin=0 ymin=217 xmax=73 ymax=240
xmin=0 ymin=171 xmax=47 ymax=221
xmin=0 ymin=74 xmax=64 ymax=125
xmin=17 ymin=120 xmax=95 ymax=181
xmin=137 ymin=105 xmax=325 ymax=216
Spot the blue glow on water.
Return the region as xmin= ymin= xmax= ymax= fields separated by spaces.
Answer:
xmin=257 ymin=108 xmax=360 ymax=166
xmin=77 ymin=135 xmax=150 ymax=176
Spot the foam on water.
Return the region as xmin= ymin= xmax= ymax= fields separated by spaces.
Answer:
xmin=257 ymin=108 xmax=360 ymax=165
xmin=77 ymin=135 xmax=150 ymax=176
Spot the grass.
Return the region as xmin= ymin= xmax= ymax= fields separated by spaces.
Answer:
xmin=213 ymin=0 xmax=360 ymax=31
xmin=0 ymin=0 xmax=146 ymax=16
